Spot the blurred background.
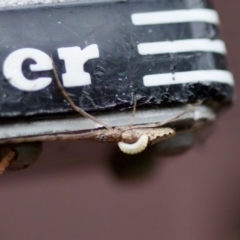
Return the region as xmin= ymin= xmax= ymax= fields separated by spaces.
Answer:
xmin=0 ymin=0 xmax=240 ymax=239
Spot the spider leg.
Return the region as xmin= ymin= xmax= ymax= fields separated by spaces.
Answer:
xmin=0 ymin=129 xmax=110 ymax=144
xmin=0 ymin=149 xmax=16 ymax=175
xmin=52 ymin=59 xmax=112 ymax=131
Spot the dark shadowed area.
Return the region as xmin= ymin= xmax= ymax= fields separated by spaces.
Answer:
xmin=0 ymin=0 xmax=240 ymax=239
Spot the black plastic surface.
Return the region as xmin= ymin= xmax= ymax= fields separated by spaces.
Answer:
xmin=0 ymin=0 xmax=234 ymax=117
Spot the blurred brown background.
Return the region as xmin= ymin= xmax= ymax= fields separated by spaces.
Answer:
xmin=1 ymin=0 xmax=240 ymax=239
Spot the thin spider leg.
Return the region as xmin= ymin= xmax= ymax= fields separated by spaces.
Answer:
xmin=145 ymin=108 xmax=191 ymax=128
xmin=52 ymin=60 xmax=113 ymax=131
xmin=118 ymin=110 xmax=189 ymax=130
xmin=121 ymin=102 xmax=202 ymax=130
xmin=130 ymin=100 xmax=137 ymax=128
xmin=0 ymin=149 xmax=16 ymax=175
xmin=0 ymin=130 xmax=109 ymax=144
xmin=149 ymin=102 xmax=203 ymax=128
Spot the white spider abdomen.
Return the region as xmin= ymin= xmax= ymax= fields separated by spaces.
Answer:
xmin=118 ymin=135 xmax=149 ymax=155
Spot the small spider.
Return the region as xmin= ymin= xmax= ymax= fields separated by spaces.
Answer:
xmin=0 ymin=61 xmax=197 ymax=174
xmin=49 ymin=60 xmax=190 ymax=155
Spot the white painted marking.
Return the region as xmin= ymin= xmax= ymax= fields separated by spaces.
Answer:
xmin=57 ymin=44 xmax=99 ymax=87
xmin=138 ymin=39 xmax=226 ymax=55
xmin=3 ymin=48 xmax=53 ymax=91
xmin=143 ymin=70 xmax=234 ymax=87
xmin=131 ymin=9 xmax=219 ymax=26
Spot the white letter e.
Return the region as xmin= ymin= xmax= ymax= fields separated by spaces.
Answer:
xmin=3 ymin=48 xmax=53 ymax=91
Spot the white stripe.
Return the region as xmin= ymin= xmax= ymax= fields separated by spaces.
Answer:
xmin=143 ymin=70 xmax=234 ymax=87
xmin=138 ymin=39 xmax=226 ymax=55
xmin=131 ymin=9 xmax=219 ymax=26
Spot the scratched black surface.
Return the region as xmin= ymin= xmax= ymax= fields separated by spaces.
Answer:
xmin=0 ymin=0 xmax=234 ymax=117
